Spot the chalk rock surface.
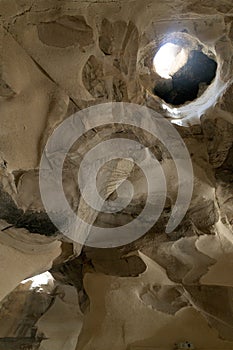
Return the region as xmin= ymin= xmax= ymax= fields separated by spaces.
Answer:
xmin=0 ymin=0 xmax=233 ymax=349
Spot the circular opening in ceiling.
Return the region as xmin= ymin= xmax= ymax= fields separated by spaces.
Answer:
xmin=153 ymin=41 xmax=217 ymax=106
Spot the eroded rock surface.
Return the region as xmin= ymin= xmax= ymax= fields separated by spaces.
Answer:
xmin=0 ymin=0 xmax=233 ymax=349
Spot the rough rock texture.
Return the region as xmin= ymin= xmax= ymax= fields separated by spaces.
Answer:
xmin=0 ymin=0 xmax=233 ymax=350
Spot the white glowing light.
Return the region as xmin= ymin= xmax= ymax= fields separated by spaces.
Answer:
xmin=21 ymin=271 xmax=54 ymax=290
xmin=162 ymin=103 xmax=179 ymax=116
xmin=153 ymin=43 xmax=188 ymax=79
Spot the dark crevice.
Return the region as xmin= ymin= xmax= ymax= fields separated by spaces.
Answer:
xmin=0 ymin=336 xmax=45 ymax=350
xmin=15 ymin=211 xmax=58 ymax=235
xmin=153 ymin=50 xmax=217 ymax=106
xmin=1 ymin=225 xmax=14 ymax=232
xmin=0 ymin=186 xmax=57 ymax=236
xmin=51 ymin=252 xmax=91 ymax=313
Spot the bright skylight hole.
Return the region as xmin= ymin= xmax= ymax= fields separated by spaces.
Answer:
xmin=153 ymin=42 xmax=188 ymax=79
